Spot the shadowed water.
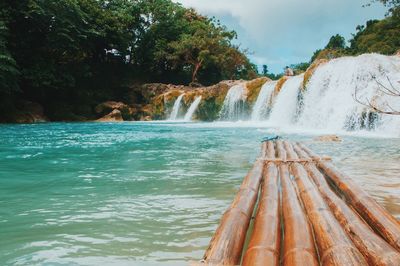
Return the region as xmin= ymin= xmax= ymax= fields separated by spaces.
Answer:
xmin=0 ymin=122 xmax=399 ymax=265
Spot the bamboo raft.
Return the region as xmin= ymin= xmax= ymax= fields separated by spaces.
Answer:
xmin=201 ymin=140 xmax=400 ymax=266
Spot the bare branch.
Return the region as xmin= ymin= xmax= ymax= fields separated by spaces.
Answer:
xmin=371 ymin=74 xmax=400 ymax=96
xmin=353 ymin=86 xmax=400 ymax=115
xmin=386 ymin=102 xmax=400 ymax=113
xmin=386 ymin=76 xmax=400 ymax=94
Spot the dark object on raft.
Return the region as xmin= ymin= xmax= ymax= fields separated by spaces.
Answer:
xmin=262 ymin=136 xmax=280 ymax=142
xmin=201 ymin=140 xmax=400 ymax=266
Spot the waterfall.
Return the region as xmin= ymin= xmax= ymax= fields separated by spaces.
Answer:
xmin=169 ymin=94 xmax=184 ymax=120
xmin=297 ymin=54 xmax=400 ymax=134
xmin=251 ymin=81 xmax=277 ymax=121
xmin=268 ymin=74 xmax=304 ymax=125
xmin=219 ymin=84 xmax=247 ymax=121
xmin=184 ymin=96 xmax=202 ymax=121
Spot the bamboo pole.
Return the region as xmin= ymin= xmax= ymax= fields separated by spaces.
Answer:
xmin=202 ymin=159 xmax=264 ymax=265
xmin=293 ymin=144 xmax=400 ymax=265
xmin=266 ymin=140 xmax=275 ymax=158
xmin=242 ymin=141 xmax=281 ymax=266
xmin=261 ymin=141 xmax=268 ymax=158
xmin=283 ymin=141 xmax=367 ymax=265
xmin=298 ymin=142 xmax=400 ymax=252
xmin=275 ymin=141 xmax=319 ymax=266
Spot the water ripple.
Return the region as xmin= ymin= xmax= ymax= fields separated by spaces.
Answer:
xmin=0 ymin=122 xmax=399 ymax=265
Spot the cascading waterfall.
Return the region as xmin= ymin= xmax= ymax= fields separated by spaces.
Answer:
xmin=268 ymin=74 xmax=304 ymax=125
xmin=219 ymin=84 xmax=247 ymax=121
xmin=251 ymin=81 xmax=277 ymax=121
xmin=169 ymin=94 xmax=184 ymax=120
xmin=163 ymin=54 xmax=399 ymax=136
xmin=297 ymin=54 xmax=400 ymax=134
xmin=184 ymin=96 xmax=202 ymax=121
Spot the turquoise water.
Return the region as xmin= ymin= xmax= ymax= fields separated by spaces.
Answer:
xmin=1 ymin=122 xmax=399 ymax=265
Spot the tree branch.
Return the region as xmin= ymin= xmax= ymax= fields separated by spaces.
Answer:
xmin=353 ymin=86 xmax=400 ymax=115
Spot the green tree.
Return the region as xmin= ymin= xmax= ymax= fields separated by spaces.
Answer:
xmin=217 ymin=46 xmax=256 ymax=80
xmin=0 ymin=0 xmax=257 ymax=120
xmin=0 ymin=20 xmax=19 ymax=94
xmin=160 ymin=9 xmax=249 ymax=83
xmin=349 ymin=10 xmax=400 ymax=55
xmin=262 ymin=65 xmax=268 ymax=76
xmin=325 ymin=34 xmax=346 ymax=49
xmin=290 ymin=62 xmax=310 ymax=74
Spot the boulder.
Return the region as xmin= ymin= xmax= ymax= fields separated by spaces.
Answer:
xmin=96 ymin=109 xmax=123 ymax=122
xmin=95 ymin=101 xmax=128 ymax=115
xmin=313 ymin=135 xmax=342 ymax=142
xmin=141 ymin=116 xmax=152 ymax=121
xmin=13 ymin=101 xmax=49 ymax=123
xmin=139 ymin=83 xmax=170 ymax=102
xmin=189 ymin=82 xmax=203 ymax=88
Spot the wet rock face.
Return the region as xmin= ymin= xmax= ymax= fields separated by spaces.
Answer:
xmin=95 ymin=101 xmax=133 ymax=121
xmin=95 ymin=101 xmax=128 ymax=115
xmin=96 ymin=109 xmax=123 ymax=122
xmin=91 ymin=78 xmax=272 ymax=122
xmin=13 ymin=101 xmax=49 ymax=123
xmin=303 ymin=59 xmax=328 ymax=91
xmin=139 ymin=83 xmax=170 ymax=103
xmin=152 ymin=81 xmax=234 ymax=121
xmin=246 ymin=77 xmax=270 ymax=105
xmin=148 ymin=78 xmax=268 ymax=121
xmin=274 ymin=76 xmax=289 ymax=95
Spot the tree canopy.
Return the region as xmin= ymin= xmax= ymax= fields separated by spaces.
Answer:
xmin=308 ymin=3 xmax=400 ymax=64
xmin=0 ymin=0 xmax=256 ymax=118
xmin=325 ymin=34 xmax=346 ymax=50
xmin=0 ymin=20 xmax=19 ymax=95
xmin=349 ymin=8 xmax=400 ymax=55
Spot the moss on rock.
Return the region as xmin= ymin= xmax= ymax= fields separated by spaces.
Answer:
xmin=246 ymin=77 xmax=270 ymax=105
xmin=146 ymin=78 xmax=267 ymax=121
xmin=303 ymin=59 xmax=328 ymax=91
xmin=150 ymin=89 xmax=185 ymax=119
xmin=275 ymin=76 xmax=288 ymax=95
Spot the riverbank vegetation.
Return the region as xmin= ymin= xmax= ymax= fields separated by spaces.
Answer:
xmin=282 ymin=4 xmax=400 ymax=78
xmin=311 ymin=8 xmax=400 ymax=62
xmin=263 ymin=2 xmax=400 ymax=79
xmin=0 ymin=0 xmax=399 ymax=122
xmin=0 ymin=0 xmax=256 ymax=122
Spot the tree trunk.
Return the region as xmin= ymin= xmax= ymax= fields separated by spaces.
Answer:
xmin=192 ymin=60 xmax=202 ymax=83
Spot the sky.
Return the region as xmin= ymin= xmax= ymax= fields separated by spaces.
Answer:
xmin=173 ymin=0 xmax=388 ymax=73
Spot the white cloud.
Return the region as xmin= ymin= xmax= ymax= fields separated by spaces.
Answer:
xmin=174 ymin=0 xmax=387 ymax=72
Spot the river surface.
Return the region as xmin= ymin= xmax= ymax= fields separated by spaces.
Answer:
xmin=0 ymin=122 xmax=399 ymax=265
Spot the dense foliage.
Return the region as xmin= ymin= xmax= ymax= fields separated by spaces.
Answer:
xmin=0 ymin=20 xmax=19 ymax=95
xmin=0 ymin=0 xmax=256 ymax=120
xmin=261 ymin=65 xmax=283 ymax=80
xmin=308 ymin=5 xmax=399 ymax=64
xmin=349 ymin=8 xmax=400 ymax=55
xmin=267 ymin=2 xmax=400 ymax=78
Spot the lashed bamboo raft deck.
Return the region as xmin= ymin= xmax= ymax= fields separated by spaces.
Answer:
xmin=201 ymin=140 xmax=400 ymax=265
